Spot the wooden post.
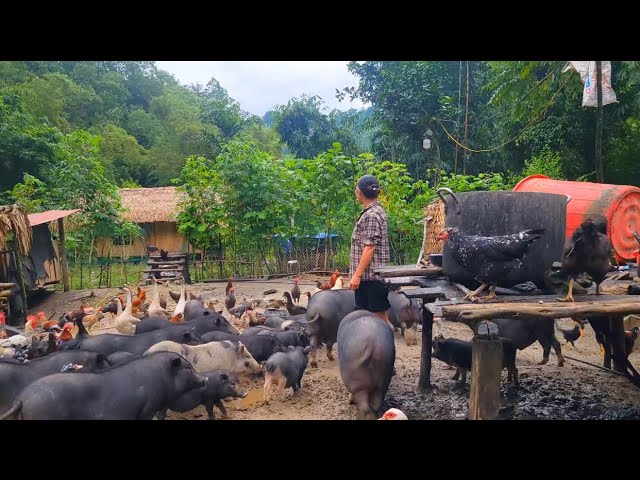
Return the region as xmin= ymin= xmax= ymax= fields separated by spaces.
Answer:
xmin=13 ymin=251 xmax=28 ymax=326
xmin=419 ymin=306 xmax=434 ymax=389
xmin=469 ymin=335 xmax=503 ymax=420
xmin=595 ymin=60 xmax=604 ymax=183
xmin=57 ymin=218 xmax=70 ymax=292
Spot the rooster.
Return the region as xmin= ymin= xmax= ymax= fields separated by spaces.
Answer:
xmin=557 ymin=217 xmax=612 ymax=302
xmin=291 ymin=277 xmax=301 ymax=304
xmin=319 ymin=270 xmax=341 ymax=290
xmin=160 ymin=249 xmax=169 ymax=262
xmin=436 ymin=227 xmax=545 ymax=301
xmin=225 ymin=287 xmax=236 ymax=311
xmin=226 ymin=276 xmax=234 ymax=295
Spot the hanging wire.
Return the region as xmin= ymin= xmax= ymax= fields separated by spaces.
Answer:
xmin=438 ymin=72 xmax=574 ymax=154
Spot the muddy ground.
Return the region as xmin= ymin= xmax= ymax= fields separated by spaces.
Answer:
xmin=25 ymin=277 xmax=640 ymax=420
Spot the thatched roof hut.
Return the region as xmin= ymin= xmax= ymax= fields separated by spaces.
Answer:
xmin=119 ymin=187 xmax=186 ymax=224
xmin=96 ymin=187 xmax=191 ymax=259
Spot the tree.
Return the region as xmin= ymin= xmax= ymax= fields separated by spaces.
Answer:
xmin=174 ymin=155 xmax=225 ymax=252
xmin=273 ymin=95 xmax=350 ymax=158
xmin=0 ymin=85 xmax=61 ymax=191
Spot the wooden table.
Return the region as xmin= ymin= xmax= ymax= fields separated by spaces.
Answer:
xmin=375 ymin=264 xmax=640 ymax=419
xmin=372 ymin=265 xmax=447 ymax=390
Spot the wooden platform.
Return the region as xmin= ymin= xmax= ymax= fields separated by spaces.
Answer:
xmin=372 ymin=264 xmax=443 ymax=278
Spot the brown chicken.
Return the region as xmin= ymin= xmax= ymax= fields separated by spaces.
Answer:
xmin=226 ymin=276 xmax=234 ymax=295
xmin=170 ymin=312 xmax=184 ymax=323
xmin=291 ymin=277 xmax=301 ymax=304
xmin=226 ymin=287 xmax=236 ymax=311
xmin=319 ymin=270 xmax=341 ymax=290
xmin=558 ymin=217 xmax=612 ymax=302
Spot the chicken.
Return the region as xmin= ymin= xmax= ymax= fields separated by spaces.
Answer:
xmin=226 ymin=276 xmax=234 ymax=295
xmin=145 ymin=242 xmax=159 ymax=256
xmin=114 ymin=288 xmax=142 ymax=335
xmin=58 ymin=323 xmax=74 ymax=343
xmin=229 ymin=304 xmax=251 ymax=318
xmin=625 ymin=326 xmax=640 ymax=357
xmin=283 ymin=292 xmax=307 ymax=316
xmin=331 ymin=276 xmax=344 ymax=289
xmin=555 ymin=320 xmax=585 ymax=348
xmin=160 ymin=249 xmax=169 ymax=262
xmin=436 ymin=227 xmax=545 ymax=302
xmin=131 ymin=287 xmax=147 ymax=315
xmin=378 ymin=408 xmax=408 ymax=420
xmin=169 ymin=313 xmax=184 ymax=323
xmin=225 ymin=287 xmax=236 ymax=311
xmin=318 ymin=270 xmax=341 ymax=290
xmin=24 ymin=315 xmax=39 ymax=336
xmin=291 ymin=278 xmax=301 ymax=304
xmin=557 ymin=217 xmax=613 ymax=302
xmin=81 ymin=312 xmax=104 ymax=334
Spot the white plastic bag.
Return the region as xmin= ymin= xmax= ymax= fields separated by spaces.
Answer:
xmin=564 ymin=61 xmax=618 ymax=107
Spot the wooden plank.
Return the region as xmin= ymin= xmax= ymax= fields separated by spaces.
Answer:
xmin=142 ymin=268 xmax=184 ymax=273
xmin=372 ymin=265 xmax=443 ymax=278
xmin=469 ymin=336 xmax=503 ymax=420
xmin=383 ymin=277 xmax=424 ymax=288
xmin=443 ymin=297 xmax=640 ymax=322
xmin=0 ymin=283 xmax=15 ymax=289
xmin=398 ymin=287 xmax=446 ymax=301
xmin=146 ymin=260 xmax=186 ymax=265
xmin=426 ymin=300 xmax=466 ymax=317
xmin=58 ymin=217 xmax=70 ymax=292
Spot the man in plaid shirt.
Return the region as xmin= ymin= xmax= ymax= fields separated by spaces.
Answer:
xmin=349 ymin=174 xmax=393 ymax=330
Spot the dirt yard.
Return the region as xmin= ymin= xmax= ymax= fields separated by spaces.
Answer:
xmin=24 ymin=277 xmax=640 ymax=420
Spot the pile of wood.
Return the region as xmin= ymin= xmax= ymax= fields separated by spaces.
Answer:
xmin=0 ymin=282 xmax=15 ymax=317
xmin=416 ymin=198 xmax=445 ymax=266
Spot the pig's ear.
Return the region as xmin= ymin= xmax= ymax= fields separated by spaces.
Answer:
xmin=202 ymin=311 xmax=210 ymax=317
xmin=217 ymin=310 xmax=223 ymax=315
xmin=171 ymin=357 xmax=182 ymax=368
xmin=239 ymin=344 xmax=247 ymax=353
xmin=220 ymin=373 xmax=229 ymax=381
xmin=303 ymin=346 xmax=312 ymax=354
xmin=183 ymin=332 xmax=192 ymax=341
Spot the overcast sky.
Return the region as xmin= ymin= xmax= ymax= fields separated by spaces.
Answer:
xmin=155 ymin=61 xmax=368 ymax=117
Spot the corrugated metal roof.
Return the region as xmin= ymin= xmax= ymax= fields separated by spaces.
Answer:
xmin=28 ymin=209 xmax=81 ymax=227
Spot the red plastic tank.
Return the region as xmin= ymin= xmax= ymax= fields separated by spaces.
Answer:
xmin=513 ymin=174 xmax=640 ymax=262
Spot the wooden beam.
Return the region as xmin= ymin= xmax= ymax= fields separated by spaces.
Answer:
xmin=13 ymin=251 xmax=27 ymax=326
xmin=146 ymin=260 xmax=186 ymax=265
xmin=469 ymin=336 xmax=503 ymax=420
xmin=372 ymin=265 xmax=443 ymax=278
xmin=58 ymin=218 xmax=70 ymax=292
xmin=442 ymin=297 xmax=640 ymax=322
xmin=0 ymin=283 xmax=15 ymax=289
xmin=399 ymin=287 xmax=446 ymax=301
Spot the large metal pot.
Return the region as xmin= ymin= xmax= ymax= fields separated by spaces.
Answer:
xmin=438 ymin=189 xmax=568 ymax=289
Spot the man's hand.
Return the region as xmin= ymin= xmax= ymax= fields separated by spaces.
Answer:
xmin=349 ymin=273 xmax=361 ymax=290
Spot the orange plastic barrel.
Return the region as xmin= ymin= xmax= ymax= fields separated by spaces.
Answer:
xmin=513 ymin=174 xmax=640 ymax=262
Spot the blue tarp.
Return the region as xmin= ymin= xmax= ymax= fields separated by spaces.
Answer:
xmin=273 ymin=233 xmax=339 ymax=240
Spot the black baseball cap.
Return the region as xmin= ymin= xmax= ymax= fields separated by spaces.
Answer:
xmin=357 ymin=174 xmax=381 ymax=199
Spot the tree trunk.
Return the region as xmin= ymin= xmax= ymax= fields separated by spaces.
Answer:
xmin=58 ymin=218 xmax=70 ymax=292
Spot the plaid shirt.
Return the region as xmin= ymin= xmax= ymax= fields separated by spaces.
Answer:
xmin=349 ymin=201 xmax=390 ymax=281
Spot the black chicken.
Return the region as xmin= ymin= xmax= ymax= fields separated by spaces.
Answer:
xmin=160 ymin=249 xmax=169 ymax=262
xmin=436 ymin=227 xmax=545 ymax=301
xmin=557 ymin=217 xmax=612 ymax=302
xmin=555 ymin=320 xmax=585 ymax=348
xmin=625 ymin=326 xmax=640 ymax=357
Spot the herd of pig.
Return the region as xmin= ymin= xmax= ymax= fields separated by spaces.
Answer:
xmin=0 ymin=289 xmax=423 ymax=420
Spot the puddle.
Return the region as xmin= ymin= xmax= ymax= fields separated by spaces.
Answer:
xmin=229 ymin=387 xmax=263 ymax=410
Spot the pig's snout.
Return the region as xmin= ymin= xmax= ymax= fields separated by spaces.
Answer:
xmin=238 ymin=390 xmax=248 ymax=399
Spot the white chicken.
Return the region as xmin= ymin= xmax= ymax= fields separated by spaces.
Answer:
xmin=378 ymin=408 xmax=408 ymax=420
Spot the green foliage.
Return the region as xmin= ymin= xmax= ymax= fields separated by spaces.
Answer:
xmin=174 ymin=155 xmax=225 ymax=251
xmin=522 ymin=146 xmax=565 ymax=180
xmin=10 ymin=174 xmax=48 ymax=213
